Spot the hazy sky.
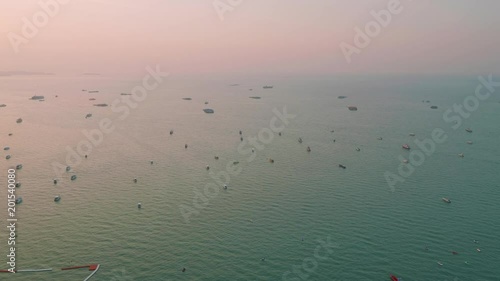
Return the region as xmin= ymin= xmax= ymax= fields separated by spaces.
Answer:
xmin=1 ymin=0 xmax=499 ymax=76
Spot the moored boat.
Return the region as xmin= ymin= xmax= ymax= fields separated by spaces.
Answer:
xmin=442 ymin=197 xmax=451 ymax=203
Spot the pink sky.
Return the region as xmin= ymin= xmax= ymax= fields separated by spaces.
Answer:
xmin=1 ymin=0 xmax=499 ymax=76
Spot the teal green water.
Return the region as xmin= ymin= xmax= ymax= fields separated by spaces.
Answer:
xmin=1 ymin=75 xmax=499 ymax=280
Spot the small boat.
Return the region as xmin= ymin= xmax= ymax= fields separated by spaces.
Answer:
xmin=89 ymin=98 xmax=96 ymax=101
xmin=133 ymin=178 xmax=137 ymax=183
xmin=54 ymin=196 xmax=61 ymax=202
xmin=15 ymin=183 xmax=21 ymax=188
xmin=16 ymin=164 xmax=23 ymax=170
xmin=137 ymin=203 xmax=142 ymax=209
xmin=15 ymin=197 xmax=23 ymax=204
xmin=306 ymin=146 xmax=311 ymax=152
xmin=458 ymin=153 xmax=464 ymax=158
xmin=409 ymin=133 xmax=415 ymax=136
xmin=88 ymin=90 xmax=99 ymax=93
xmin=170 ymin=130 xmax=174 ymax=135
xmin=338 ymin=96 xmax=347 ymax=99
xmin=356 ymin=148 xmax=360 ymax=152
xmin=437 ymin=261 xmax=443 ymax=266
xmin=430 ymin=105 xmax=438 ymax=109
xmin=223 ymin=185 xmax=228 ymax=190
xmin=203 ymin=108 xmax=215 ymax=114
xmin=233 ymin=161 xmax=239 ymax=165
xmin=269 ymin=158 xmax=275 ymax=163
xmin=205 ymin=101 xmax=209 ymax=104
xmin=3 ymin=146 xmax=9 ymax=150
xmin=16 ymin=118 xmax=23 ymax=123
xmin=93 ymin=103 xmax=108 ymax=107
xmin=390 ymin=274 xmax=399 ymax=281
xmin=53 ymin=179 xmax=58 ymax=184
xmin=71 ymin=175 xmax=77 ymax=181
xmin=150 ymin=160 xmax=154 ymax=165
xmin=185 ymin=144 xmax=188 ymax=149
xmin=215 ymin=156 xmax=219 ymax=160
xmin=182 ymin=97 xmax=192 ymax=100
xmin=347 ymin=106 xmax=358 ymax=111
xmin=402 ymin=144 xmax=410 ymax=150
xmin=239 ymin=130 xmax=242 ymax=135
xmin=263 ymin=86 xmax=273 ymax=89
xmin=403 ymin=159 xmax=409 ymax=163
xmin=85 ymin=113 xmax=92 ymax=118
xmin=298 ymin=138 xmax=303 ymax=143
xmin=477 ymin=248 xmax=481 ymax=252
xmin=377 ymin=137 xmax=383 ymax=140
xmin=66 ymin=166 xmax=71 ymax=171
xmin=339 ymin=164 xmax=346 ymax=169
xmin=442 ymin=198 xmax=451 ymax=203
xmin=465 ymin=128 xmax=472 ymax=133
xmin=466 ymin=141 xmax=473 ymax=144
xmin=6 ymin=155 xmax=11 ymax=160
xmin=452 ymin=251 xmax=459 ymax=255
xmin=206 ymin=165 xmax=210 ymax=170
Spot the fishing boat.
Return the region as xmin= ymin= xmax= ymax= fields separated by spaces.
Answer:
xmin=347 ymin=106 xmax=358 ymax=111
xmin=203 ymin=108 xmax=214 ymax=114
xmin=16 ymin=164 xmax=23 ymax=170
xmin=390 ymin=274 xmax=399 ymax=281
xmin=15 ymin=197 xmax=23 ymax=204
xmin=402 ymin=144 xmax=410 ymax=150
xmin=339 ymin=164 xmax=346 ymax=169
xmin=54 ymin=196 xmax=61 ymax=202
xmin=6 ymin=155 xmax=11 ymax=160
xmin=71 ymin=175 xmax=77 ymax=181
xmin=263 ymin=85 xmax=274 ymax=89
xmin=442 ymin=198 xmax=451 ymax=203
xmin=16 ymin=118 xmax=23 ymax=123
xmin=466 ymin=128 xmax=472 ymax=133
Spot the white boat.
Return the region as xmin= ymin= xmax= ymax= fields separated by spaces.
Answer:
xmin=442 ymin=198 xmax=451 ymax=203
xmin=402 ymin=144 xmax=410 ymax=150
xmin=466 ymin=141 xmax=473 ymax=144
xmin=465 ymin=128 xmax=472 ymax=133
xmin=458 ymin=153 xmax=464 ymax=158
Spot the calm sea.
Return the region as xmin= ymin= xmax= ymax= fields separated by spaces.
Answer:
xmin=0 ymin=74 xmax=499 ymax=280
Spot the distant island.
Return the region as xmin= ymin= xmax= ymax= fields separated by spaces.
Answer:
xmin=0 ymin=71 xmax=55 ymax=77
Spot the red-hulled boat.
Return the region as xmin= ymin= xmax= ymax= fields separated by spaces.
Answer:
xmin=390 ymin=274 xmax=399 ymax=281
